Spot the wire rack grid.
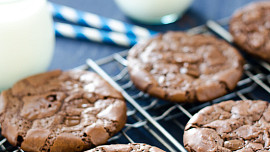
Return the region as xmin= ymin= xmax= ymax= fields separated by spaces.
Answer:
xmin=1 ymin=18 xmax=270 ymax=152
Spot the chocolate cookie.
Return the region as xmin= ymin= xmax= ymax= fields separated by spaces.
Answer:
xmin=184 ymin=100 xmax=270 ymax=152
xmin=0 ymin=70 xmax=127 ymax=152
xmin=86 ymin=143 xmax=166 ymax=152
xmin=230 ymin=1 xmax=270 ymax=62
xmin=127 ymin=32 xmax=244 ymax=103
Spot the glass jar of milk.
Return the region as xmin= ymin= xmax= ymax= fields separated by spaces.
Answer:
xmin=114 ymin=0 xmax=193 ymax=25
xmin=0 ymin=0 xmax=54 ymax=91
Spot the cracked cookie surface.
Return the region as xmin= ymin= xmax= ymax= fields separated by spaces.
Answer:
xmin=0 ymin=70 xmax=127 ymax=152
xmin=230 ymin=1 xmax=270 ymax=62
xmin=86 ymin=143 xmax=166 ymax=152
xmin=184 ymin=100 xmax=270 ymax=152
xmin=127 ymin=32 xmax=244 ymax=103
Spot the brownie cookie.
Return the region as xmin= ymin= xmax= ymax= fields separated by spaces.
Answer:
xmin=0 ymin=70 xmax=127 ymax=152
xmin=86 ymin=143 xmax=166 ymax=152
xmin=230 ymin=1 xmax=270 ymax=62
xmin=127 ymin=32 xmax=244 ymax=103
xmin=184 ymin=100 xmax=270 ymax=152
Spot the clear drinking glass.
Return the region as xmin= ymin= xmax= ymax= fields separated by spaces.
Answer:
xmin=0 ymin=0 xmax=55 ymax=91
xmin=114 ymin=0 xmax=193 ymax=25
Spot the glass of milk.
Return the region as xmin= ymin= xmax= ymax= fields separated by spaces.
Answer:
xmin=0 ymin=0 xmax=54 ymax=91
xmin=114 ymin=0 xmax=193 ymax=25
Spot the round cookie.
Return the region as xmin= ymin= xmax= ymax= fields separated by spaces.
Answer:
xmin=230 ymin=1 xmax=270 ymax=62
xmin=184 ymin=100 xmax=270 ymax=152
xmin=86 ymin=143 xmax=166 ymax=152
xmin=0 ymin=70 xmax=127 ymax=152
xmin=127 ymin=32 xmax=244 ymax=103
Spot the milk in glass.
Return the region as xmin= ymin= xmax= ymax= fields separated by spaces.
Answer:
xmin=114 ymin=0 xmax=193 ymax=24
xmin=0 ymin=0 xmax=54 ymax=91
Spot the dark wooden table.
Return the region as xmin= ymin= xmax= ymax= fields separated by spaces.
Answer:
xmin=48 ymin=0 xmax=257 ymax=70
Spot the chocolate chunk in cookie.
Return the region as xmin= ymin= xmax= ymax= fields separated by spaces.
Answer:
xmin=0 ymin=70 xmax=127 ymax=152
xmin=184 ymin=100 xmax=270 ymax=152
xmin=230 ymin=1 xmax=270 ymax=62
xmin=128 ymin=32 xmax=244 ymax=103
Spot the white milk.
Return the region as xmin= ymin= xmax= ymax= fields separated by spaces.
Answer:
xmin=114 ymin=0 xmax=193 ymax=24
xmin=0 ymin=0 xmax=54 ymax=91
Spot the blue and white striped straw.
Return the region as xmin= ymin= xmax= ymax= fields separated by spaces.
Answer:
xmin=54 ymin=22 xmax=144 ymax=47
xmin=49 ymin=3 xmax=158 ymax=39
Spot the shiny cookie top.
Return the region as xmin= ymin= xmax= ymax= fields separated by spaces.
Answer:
xmin=184 ymin=100 xmax=270 ymax=152
xmin=128 ymin=32 xmax=244 ymax=102
xmin=0 ymin=70 xmax=127 ymax=152
xmin=230 ymin=1 xmax=270 ymax=62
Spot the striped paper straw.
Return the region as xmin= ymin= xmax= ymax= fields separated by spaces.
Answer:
xmin=54 ymin=22 xmax=143 ymax=47
xmin=49 ymin=3 xmax=158 ymax=38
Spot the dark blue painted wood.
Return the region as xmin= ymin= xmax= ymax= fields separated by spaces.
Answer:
xmin=48 ymin=0 xmax=258 ymax=70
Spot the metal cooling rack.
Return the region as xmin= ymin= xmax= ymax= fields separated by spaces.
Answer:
xmin=1 ymin=18 xmax=270 ymax=152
